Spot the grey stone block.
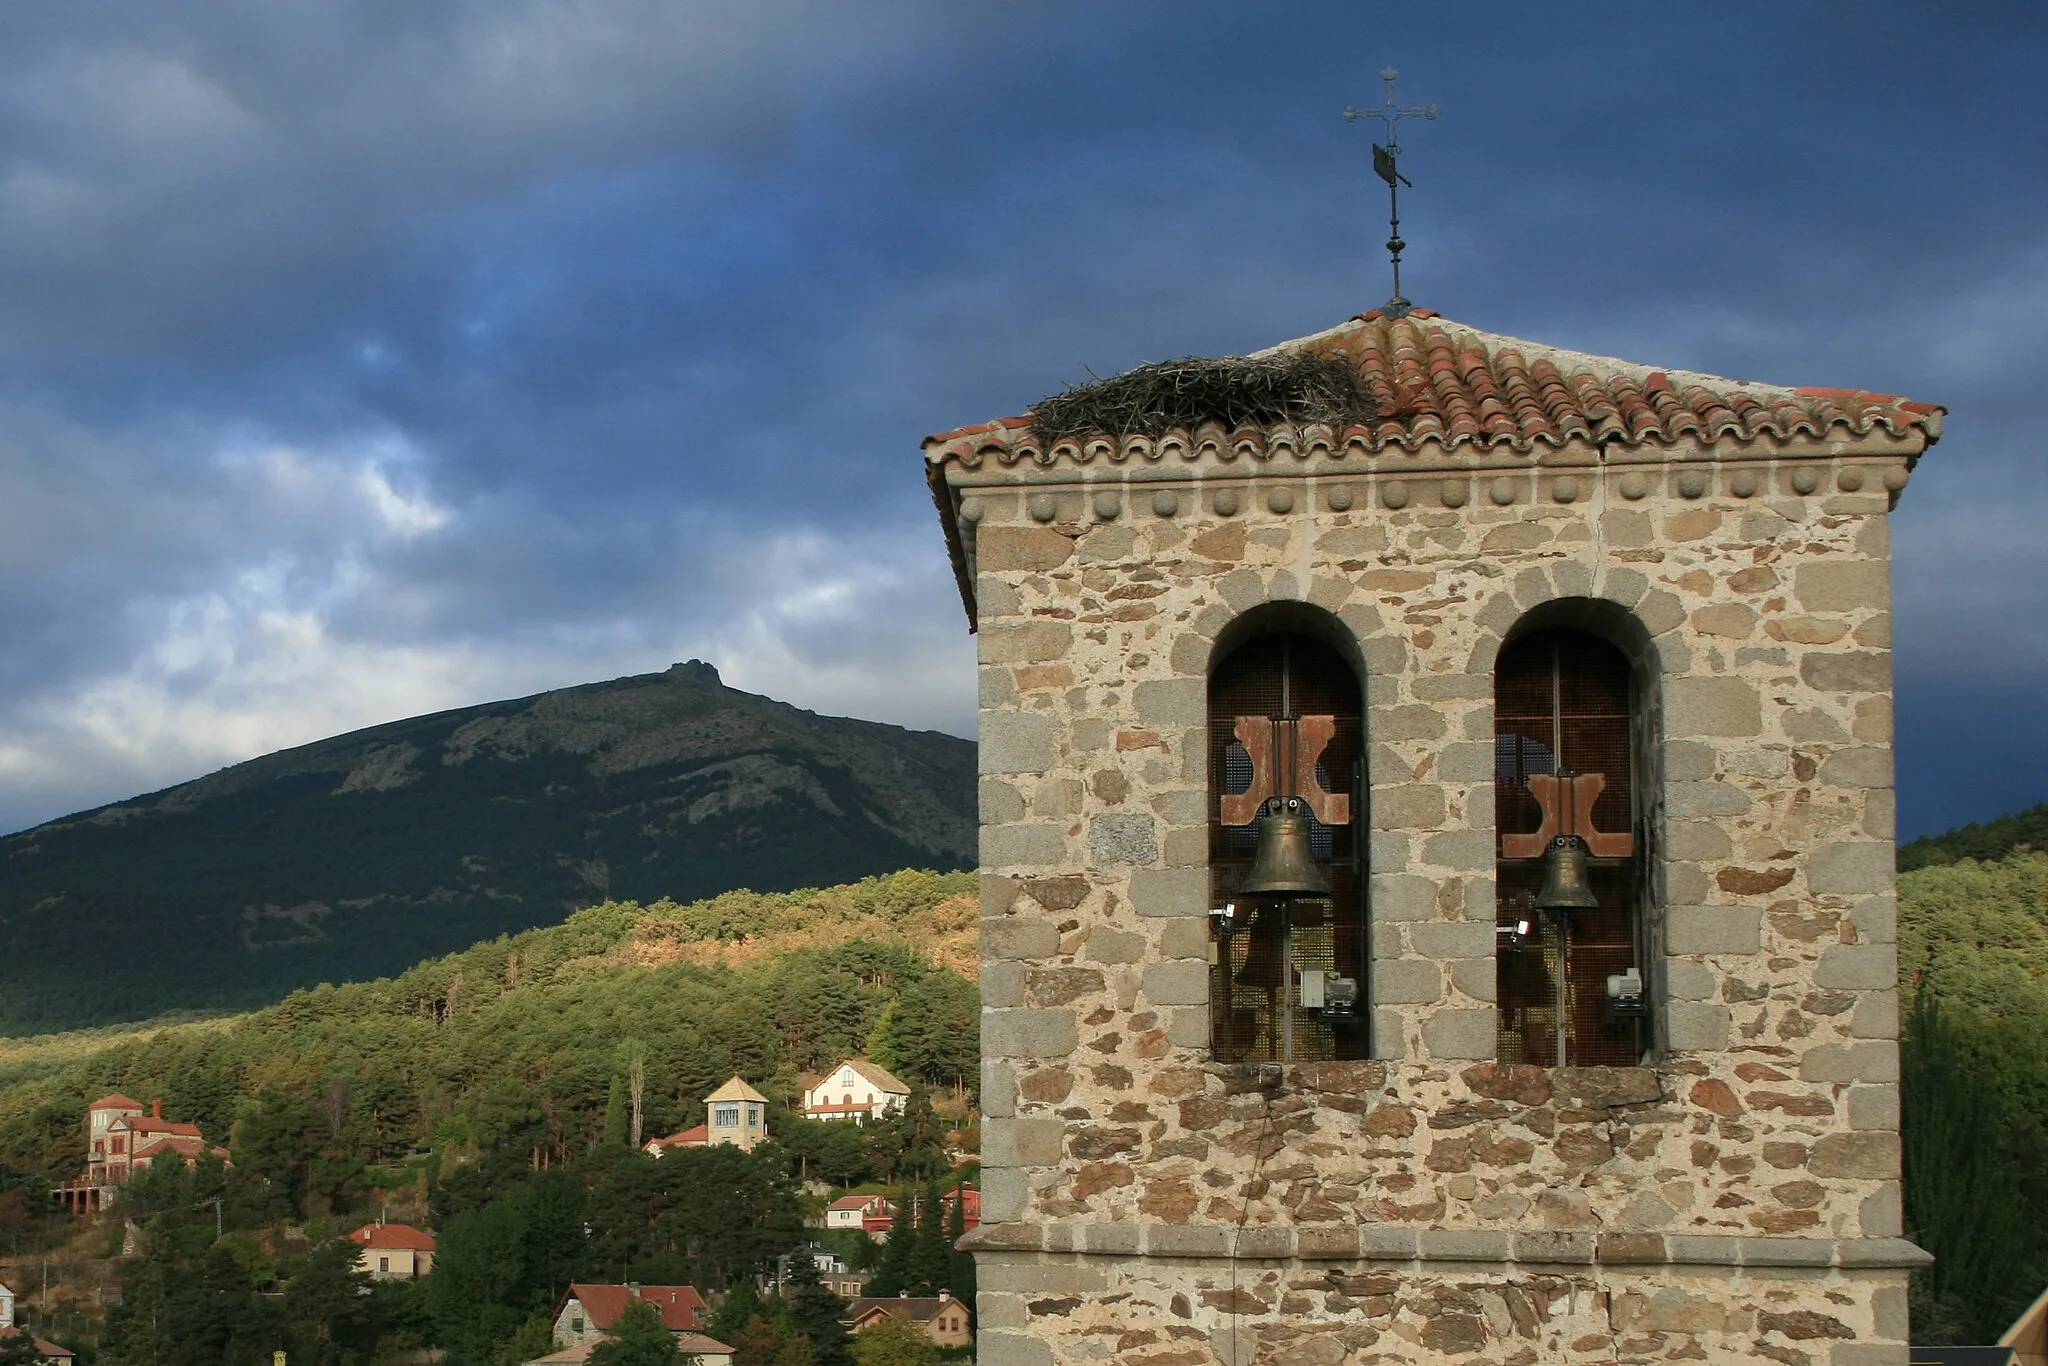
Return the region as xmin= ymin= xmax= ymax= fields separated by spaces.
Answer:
xmin=1419 ymin=1228 xmax=1510 ymax=1261
xmin=1849 ymin=1084 xmax=1900 ymax=1131
xmin=981 ymin=711 xmax=1056 ymax=774
xmin=982 ymin=962 xmax=1025 ymax=1008
xmin=1372 ymin=783 xmax=1447 ymax=829
xmin=981 ymin=823 xmax=1065 ymax=868
xmin=979 ymin=666 xmax=1018 ymax=709
xmin=1800 ymin=1042 xmax=1898 ymax=1084
xmin=1233 ymin=1225 xmax=1291 ymax=1259
xmin=1836 ymin=1236 xmax=1930 ymax=1268
xmin=1135 ymin=678 xmax=1206 ymax=729
xmin=1131 ymin=866 xmax=1208 ymax=918
xmin=1665 ymin=960 xmax=1717 ymax=1001
xmin=979 ymin=1168 xmax=1028 ymax=1222
xmin=1448 ymin=958 xmax=1498 ymax=1002
xmin=983 ymin=917 xmax=1059 ymax=960
xmin=981 ymin=1115 xmax=1064 ymax=1167
xmin=1819 ymin=746 xmax=1894 ymax=789
xmin=1667 ymin=906 xmax=1761 ymax=956
xmin=978 ymin=1332 xmax=1054 ymax=1366
xmin=1809 ymin=842 xmax=1894 ymax=896
xmin=1084 ymin=1223 xmax=1140 ymax=1254
xmin=980 ymin=777 xmax=1027 ymax=825
xmin=1410 ymin=921 xmax=1497 ymax=959
xmin=1802 ymin=651 xmax=1890 ymax=693
xmin=1513 ymin=1231 xmax=1594 ymax=1264
xmin=1852 ymin=894 xmax=1899 ymax=944
xmin=1667 ymin=781 xmax=1753 ymax=817
xmin=1795 ymin=560 xmax=1888 ymax=613
xmin=1666 ymin=1235 xmax=1740 ymax=1266
xmin=1664 ymin=862 xmax=1711 ymax=905
xmin=1872 ymin=1285 xmax=1909 ymax=1341
xmin=1358 ymin=1226 xmax=1420 ymax=1259
xmin=1665 ymin=818 xmax=1733 ymax=861
xmin=1421 ymin=830 xmax=1495 ymax=873
xmin=1436 ymin=742 xmax=1496 ymax=782
xmin=1146 ymin=1225 xmax=1232 ymax=1257
xmin=1371 ymin=873 xmax=1440 ymax=922
xmin=1373 ymin=957 xmax=1444 ymax=1005
xmin=1667 ymin=677 xmax=1763 ymax=736
xmin=1666 ymin=1002 xmax=1731 ymax=1051
xmin=1860 ymin=1184 xmax=1902 ymax=1240
xmin=983 ymin=1008 xmax=1078 ymax=1059
xmin=1554 ymin=559 xmax=1594 ymax=598
xmin=1082 ymin=926 xmax=1146 ymax=964
xmin=1816 ymin=944 xmax=1898 ymax=991
xmin=1413 ymin=674 xmax=1492 ymax=701
xmin=1156 ymin=917 xmax=1210 ymax=960
xmin=1740 ymin=1237 xmax=1835 ymax=1267
xmin=1373 ymin=1009 xmax=1408 ymax=1061
xmin=1088 ymin=812 xmax=1157 ymax=865
xmin=1602 ymin=565 xmax=1649 ymax=607
xmin=1421 ymin=1007 xmax=1497 ymax=1059
xmin=1664 ymin=740 xmax=1719 ymax=781
xmin=1142 ymin=960 xmax=1210 ymax=1006
xmin=1166 ymin=1007 xmax=1209 ymax=1049
xmin=1376 ymin=704 xmax=1449 ymax=742
xmin=1829 ymin=1346 xmax=1908 ymax=1366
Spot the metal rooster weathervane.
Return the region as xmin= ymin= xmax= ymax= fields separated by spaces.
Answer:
xmin=1344 ymin=66 xmax=1437 ymax=320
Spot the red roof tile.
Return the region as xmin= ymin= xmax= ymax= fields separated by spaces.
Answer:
xmin=560 ymin=1284 xmax=708 ymax=1333
xmin=89 ymin=1094 xmax=144 ymax=1112
xmin=349 ymin=1222 xmax=437 ymax=1251
xmin=644 ymin=1124 xmax=709 ymax=1151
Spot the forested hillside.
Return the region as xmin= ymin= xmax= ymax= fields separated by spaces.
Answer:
xmin=0 ymin=661 xmax=976 ymax=1033
xmin=1899 ymin=847 xmax=2048 ymax=1343
xmin=1898 ymin=801 xmax=2048 ymax=871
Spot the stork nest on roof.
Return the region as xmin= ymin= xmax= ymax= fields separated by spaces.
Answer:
xmin=1027 ymin=353 xmax=1376 ymax=445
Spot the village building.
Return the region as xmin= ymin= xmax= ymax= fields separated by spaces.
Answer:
xmin=800 ymin=1059 xmax=910 ymax=1122
xmin=824 ymin=1193 xmax=888 ymax=1231
xmin=642 ymin=1076 xmax=769 ymax=1155
xmin=844 ymin=1291 xmax=975 ymax=1349
xmin=0 ymin=1276 xmax=74 ymax=1361
xmin=549 ymin=1283 xmax=710 ymax=1351
xmin=347 ymin=1221 xmax=437 ymax=1279
xmin=928 ymin=307 xmax=1940 ymax=1364
xmin=54 ymin=1095 xmax=226 ymax=1214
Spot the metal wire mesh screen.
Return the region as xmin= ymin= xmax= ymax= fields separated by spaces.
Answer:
xmin=1208 ymin=633 xmax=1365 ymax=1063
xmin=1494 ymin=629 xmax=1643 ymax=1066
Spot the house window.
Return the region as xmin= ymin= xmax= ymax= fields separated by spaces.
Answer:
xmin=572 ymin=1316 xmax=584 ymax=1333
xmin=379 ymin=1257 xmax=389 ymax=1273
xmin=1208 ymin=625 xmax=1367 ymax=1063
xmin=1494 ymin=626 xmax=1650 ymax=1066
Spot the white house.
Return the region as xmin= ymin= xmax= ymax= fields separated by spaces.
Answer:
xmin=824 ymin=1194 xmax=887 ymax=1230
xmin=0 ymin=1276 xmax=14 ymax=1328
xmin=800 ymin=1059 xmax=909 ymax=1122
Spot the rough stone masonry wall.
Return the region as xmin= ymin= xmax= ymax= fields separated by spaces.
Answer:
xmin=960 ymin=439 xmax=1927 ymax=1366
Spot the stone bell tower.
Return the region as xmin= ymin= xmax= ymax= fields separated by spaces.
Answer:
xmin=926 ymin=308 xmax=1941 ymax=1366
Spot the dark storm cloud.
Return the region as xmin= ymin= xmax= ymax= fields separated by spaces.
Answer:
xmin=0 ymin=2 xmax=2043 ymax=836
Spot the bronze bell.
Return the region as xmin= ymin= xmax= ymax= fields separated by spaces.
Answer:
xmin=1233 ymin=908 xmax=1289 ymax=988
xmin=1534 ymin=835 xmax=1600 ymax=910
xmin=1238 ymin=795 xmax=1330 ymax=899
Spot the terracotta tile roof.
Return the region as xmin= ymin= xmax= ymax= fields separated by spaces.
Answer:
xmin=924 ymin=310 xmax=1943 ymax=465
xmin=114 ymin=1117 xmax=204 ymax=1140
xmin=349 ymin=1222 xmax=437 ymax=1251
xmin=560 ymin=1284 xmax=708 ymax=1333
xmin=921 ymin=309 xmax=1944 ymax=629
xmin=644 ymin=1123 xmax=709 ymax=1151
xmin=828 ymin=1195 xmax=882 ymax=1211
xmin=0 ymin=1325 xmax=75 ymax=1358
xmin=844 ymin=1295 xmax=970 ymax=1326
xmin=88 ymin=1094 xmax=144 ymax=1112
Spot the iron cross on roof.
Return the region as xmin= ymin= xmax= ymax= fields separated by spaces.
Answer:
xmin=1343 ymin=66 xmax=1438 ymax=319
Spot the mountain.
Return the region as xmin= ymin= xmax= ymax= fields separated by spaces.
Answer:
xmin=1899 ymin=801 xmax=2048 ymax=871
xmin=0 ymin=661 xmax=974 ymax=1033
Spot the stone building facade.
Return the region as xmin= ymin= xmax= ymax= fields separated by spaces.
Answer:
xmin=924 ymin=309 xmax=1942 ymax=1365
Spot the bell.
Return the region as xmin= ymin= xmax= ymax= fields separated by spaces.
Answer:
xmin=1234 ymin=909 xmax=1288 ymax=988
xmin=1237 ymin=796 xmax=1330 ymax=899
xmin=1534 ymin=835 xmax=1600 ymax=910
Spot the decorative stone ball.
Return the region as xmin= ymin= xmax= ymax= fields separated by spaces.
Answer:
xmin=1382 ymin=481 xmax=1410 ymax=509
xmin=1837 ymin=466 xmax=1866 ymax=492
xmin=1326 ymin=485 xmax=1354 ymax=511
xmin=1152 ymin=489 xmax=1180 ymax=517
xmin=1729 ymin=471 xmax=1757 ymax=498
xmin=1552 ymin=477 xmax=1580 ymax=504
xmin=1028 ymin=493 xmax=1057 ymax=522
xmin=958 ymin=498 xmax=984 ymax=523
xmin=1489 ymin=477 xmax=1516 ymax=506
xmin=1441 ymin=480 xmax=1468 ymax=508
xmin=1677 ymin=471 xmax=1707 ymax=499
xmin=1093 ymin=492 xmax=1121 ymax=521
xmin=1267 ymin=487 xmax=1294 ymax=514
xmin=1213 ymin=489 xmax=1240 ymax=516
xmin=1791 ymin=468 xmax=1819 ymax=495
xmin=1618 ymin=473 xmax=1647 ymax=500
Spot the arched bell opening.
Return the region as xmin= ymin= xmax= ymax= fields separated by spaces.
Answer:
xmin=1491 ymin=597 xmax=1664 ymax=1066
xmin=1207 ymin=607 xmax=1368 ymax=1064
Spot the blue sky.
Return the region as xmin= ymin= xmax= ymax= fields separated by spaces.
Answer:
xmin=0 ymin=3 xmax=2042 ymax=839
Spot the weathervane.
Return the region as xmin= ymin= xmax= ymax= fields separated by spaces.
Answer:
xmin=1344 ymin=67 xmax=1437 ymax=319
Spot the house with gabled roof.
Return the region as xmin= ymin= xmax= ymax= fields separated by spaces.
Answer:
xmin=800 ymin=1059 xmax=909 ymax=1122
xmin=549 ymin=1284 xmax=713 ymax=1351
xmin=348 ymin=1221 xmax=436 ymax=1279
xmin=843 ymin=1291 xmax=973 ymax=1349
xmin=55 ymin=1096 xmax=226 ymax=1214
xmin=643 ymin=1075 xmax=768 ymax=1155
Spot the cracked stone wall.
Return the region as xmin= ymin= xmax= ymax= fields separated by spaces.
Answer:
xmin=955 ymin=438 xmax=1927 ymax=1366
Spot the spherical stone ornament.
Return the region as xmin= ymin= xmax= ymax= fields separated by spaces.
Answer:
xmin=1677 ymin=471 xmax=1707 ymax=499
xmin=1093 ymin=492 xmax=1121 ymax=521
xmin=1882 ymin=465 xmax=1910 ymax=491
xmin=1618 ymin=473 xmax=1648 ymax=500
xmin=1489 ymin=477 xmax=1516 ymax=506
xmin=1441 ymin=480 xmax=1468 ymax=508
xmin=1326 ymin=485 xmax=1354 ymax=511
xmin=1213 ymin=488 xmax=1240 ymax=516
xmin=1028 ymin=493 xmax=1057 ymax=523
xmin=1267 ymin=487 xmax=1295 ymax=514
xmin=1791 ymin=468 xmax=1819 ymax=495
xmin=959 ymin=498 xmax=985 ymax=523
xmin=1729 ymin=470 xmax=1758 ymax=498
xmin=1382 ymin=481 xmax=1410 ymax=509
xmin=1152 ymin=489 xmax=1180 ymax=517
xmin=1552 ymin=476 xmax=1580 ymax=504
xmin=1837 ymin=466 xmax=1866 ymax=492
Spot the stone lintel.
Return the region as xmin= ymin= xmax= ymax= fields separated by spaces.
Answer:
xmin=961 ymin=1224 xmax=1932 ymax=1270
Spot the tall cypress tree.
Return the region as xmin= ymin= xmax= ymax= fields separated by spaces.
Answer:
xmin=944 ymin=1182 xmax=975 ymax=1305
xmin=864 ymin=1189 xmax=912 ymax=1298
xmin=906 ymin=1179 xmax=950 ymax=1296
xmin=783 ymin=1247 xmax=853 ymax=1366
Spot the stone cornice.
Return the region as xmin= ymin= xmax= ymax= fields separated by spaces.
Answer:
xmin=960 ymin=1222 xmax=1932 ymax=1271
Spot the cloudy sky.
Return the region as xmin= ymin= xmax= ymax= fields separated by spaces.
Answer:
xmin=0 ymin=3 xmax=2042 ymax=840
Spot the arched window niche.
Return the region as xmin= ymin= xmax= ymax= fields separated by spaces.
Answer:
xmin=1491 ymin=597 xmax=1665 ymax=1067
xmin=1205 ymin=604 xmax=1369 ymax=1064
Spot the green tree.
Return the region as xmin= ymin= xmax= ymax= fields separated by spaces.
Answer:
xmin=905 ymin=1181 xmax=950 ymax=1297
xmin=587 ymin=1300 xmax=687 ymax=1366
xmin=284 ymin=1238 xmax=374 ymax=1365
xmin=0 ymin=1329 xmax=54 ymax=1365
xmin=728 ymin=1314 xmax=786 ymax=1366
xmin=863 ymin=1191 xmax=911 ymax=1299
xmin=782 ymin=1245 xmax=853 ymax=1366
xmin=603 ymin=1077 xmax=631 ymax=1150
xmin=943 ymin=1183 xmax=974 ymax=1304
xmin=847 ymin=1313 xmax=939 ymax=1366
